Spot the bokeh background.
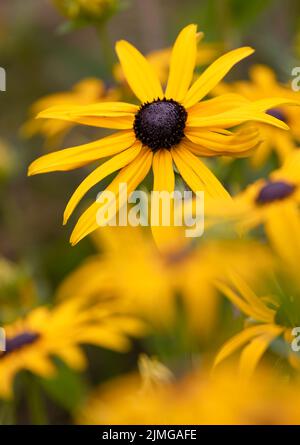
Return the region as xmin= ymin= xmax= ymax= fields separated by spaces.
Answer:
xmin=1 ymin=0 xmax=300 ymax=425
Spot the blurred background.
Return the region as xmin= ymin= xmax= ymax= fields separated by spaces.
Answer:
xmin=1 ymin=0 xmax=300 ymax=425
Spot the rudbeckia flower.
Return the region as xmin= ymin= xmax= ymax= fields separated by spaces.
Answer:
xmin=22 ymin=78 xmax=118 ymax=148
xmin=0 ymin=298 xmax=144 ymax=398
xmin=56 ymin=225 xmax=273 ymax=339
xmin=28 ymin=24 xmax=293 ymax=245
xmin=214 ymin=271 xmax=300 ymax=379
xmin=207 ymin=151 xmax=300 ymax=233
xmin=215 ymin=64 xmax=300 ymax=166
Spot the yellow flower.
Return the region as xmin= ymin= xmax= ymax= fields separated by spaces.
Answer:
xmin=215 ymin=65 xmax=300 ymax=166
xmin=207 ymin=150 xmax=300 ymax=233
xmin=56 ymin=225 xmax=273 ymax=340
xmin=22 ymin=78 xmax=118 ymax=148
xmin=0 ymin=297 xmax=144 ymax=399
xmin=28 ymin=24 xmax=293 ymax=245
xmin=77 ymin=362 xmax=300 ymax=424
xmin=214 ymin=271 xmax=300 ymax=379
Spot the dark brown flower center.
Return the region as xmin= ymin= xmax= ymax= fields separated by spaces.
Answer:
xmin=255 ymin=180 xmax=295 ymax=204
xmin=0 ymin=331 xmax=40 ymax=358
xmin=133 ymin=98 xmax=187 ymax=151
xmin=266 ymin=108 xmax=287 ymax=123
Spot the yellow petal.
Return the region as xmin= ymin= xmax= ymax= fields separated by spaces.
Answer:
xmin=187 ymin=98 xmax=297 ymax=130
xmin=63 ymin=142 xmax=142 ymax=224
xmin=116 ymin=40 xmax=163 ymax=103
xmin=165 ymin=24 xmax=197 ymax=102
xmin=228 ymin=271 xmax=275 ymax=322
xmin=187 ymin=93 xmax=249 ymax=117
xmin=265 ymin=201 xmax=300 ymax=273
xmin=152 ymin=149 xmax=175 ymax=192
xmin=28 ymin=130 xmax=135 ymax=175
xmin=37 ymin=102 xmax=137 ymax=129
xmin=56 ymin=346 xmax=87 ymax=371
xmin=70 ymin=147 xmax=153 ymax=245
xmin=171 ymin=145 xmax=230 ymax=200
xmin=214 ymin=324 xmax=278 ymax=367
xmin=151 ymin=149 xmax=178 ymax=252
xmin=183 ymin=47 xmax=254 ymax=108
xmin=185 ymin=126 xmax=260 ymax=154
xmin=239 ymin=327 xmax=283 ymax=379
xmin=215 ymin=280 xmax=273 ymax=322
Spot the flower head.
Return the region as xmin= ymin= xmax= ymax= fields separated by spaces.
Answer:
xmin=28 ymin=24 xmax=294 ymax=245
xmin=0 ymin=298 xmax=144 ymax=398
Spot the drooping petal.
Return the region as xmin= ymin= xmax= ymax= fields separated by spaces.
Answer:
xmin=183 ymin=47 xmax=254 ymax=108
xmin=37 ymin=102 xmax=138 ymax=129
xmin=116 ymin=40 xmax=163 ymax=103
xmin=63 ymin=142 xmax=142 ymax=224
xmin=215 ymin=280 xmax=274 ymax=322
xmin=152 ymin=149 xmax=175 ymax=192
xmin=187 ymin=93 xmax=249 ymax=117
xmin=171 ymin=145 xmax=230 ymax=199
xmin=165 ymin=24 xmax=198 ymax=102
xmin=28 ymin=130 xmax=136 ymax=175
xmin=70 ymin=147 xmax=153 ymax=245
xmin=151 ymin=149 xmax=179 ymax=252
xmin=187 ymin=98 xmax=299 ymax=129
xmin=185 ymin=125 xmax=260 ymax=154
xmin=239 ymin=327 xmax=284 ymax=379
xmin=214 ymin=324 xmax=279 ymax=367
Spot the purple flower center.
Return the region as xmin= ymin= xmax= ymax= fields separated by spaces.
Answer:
xmin=0 ymin=331 xmax=40 ymax=358
xmin=266 ymin=108 xmax=287 ymax=123
xmin=134 ymin=98 xmax=187 ymax=151
xmin=255 ymin=181 xmax=295 ymax=204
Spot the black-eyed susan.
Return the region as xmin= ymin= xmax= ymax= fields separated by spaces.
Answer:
xmin=28 ymin=24 xmax=294 ymax=245
xmin=207 ymin=150 xmax=300 ymax=233
xmin=22 ymin=78 xmax=118 ymax=148
xmin=56 ymin=225 xmax=273 ymax=339
xmin=214 ymin=271 xmax=300 ymax=379
xmin=0 ymin=297 xmax=144 ymax=398
xmin=215 ymin=64 xmax=300 ymax=166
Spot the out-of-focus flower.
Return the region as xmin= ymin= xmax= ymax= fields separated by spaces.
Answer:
xmin=56 ymin=225 xmax=273 ymax=339
xmin=21 ymin=78 xmax=119 ymax=148
xmin=214 ymin=271 xmax=300 ymax=378
xmin=0 ymin=297 xmax=144 ymax=398
xmin=114 ymin=40 xmax=222 ymax=88
xmin=0 ymin=139 xmax=14 ymax=178
xmin=52 ymin=0 xmax=120 ymax=25
xmin=77 ymin=363 xmax=300 ymax=424
xmin=215 ymin=65 xmax=300 ymax=167
xmin=206 ymin=150 xmax=300 ymax=233
xmin=27 ymin=24 xmax=292 ymax=245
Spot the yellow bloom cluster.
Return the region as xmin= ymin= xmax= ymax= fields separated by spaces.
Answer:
xmin=2 ymin=20 xmax=300 ymax=425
